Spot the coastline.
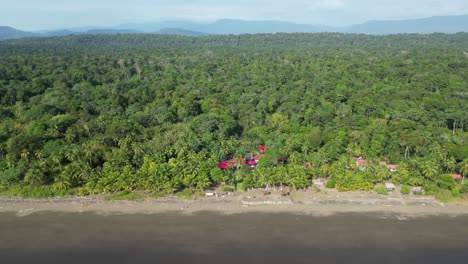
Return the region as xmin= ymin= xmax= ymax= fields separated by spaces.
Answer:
xmin=2 ymin=188 xmax=468 ymax=217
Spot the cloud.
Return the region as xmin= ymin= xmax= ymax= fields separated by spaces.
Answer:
xmin=312 ymin=0 xmax=345 ymax=10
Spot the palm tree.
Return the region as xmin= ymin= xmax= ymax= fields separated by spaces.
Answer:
xmin=460 ymin=159 xmax=468 ymax=185
xmin=421 ymin=159 xmax=439 ymax=181
xmin=407 ymin=175 xmax=425 ymax=186
xmin=445 ymin=157 xmax=457 ymax=173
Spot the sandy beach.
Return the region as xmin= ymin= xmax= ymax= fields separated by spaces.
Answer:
xmin=2 ymin=187 xmax=468 ymax=217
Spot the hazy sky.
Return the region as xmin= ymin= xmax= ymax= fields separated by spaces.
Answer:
xmin=1 ymin=0 xmax=467 ymax=30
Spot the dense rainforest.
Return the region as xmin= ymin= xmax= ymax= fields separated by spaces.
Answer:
xmin=0 ymin=33 xmax=467 ymax=198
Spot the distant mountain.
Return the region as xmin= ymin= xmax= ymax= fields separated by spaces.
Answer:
xmin=1 ymin=14 xmax=467 ymax=40
xmin=38 ymin=28 xmax=138 ymax=37
xmin=42 ymin=29 xmax=75 ymax=37
xmin=0 ymin=26 xmax=37 ymax=39
xmin=85 ymin=29 xmax=138 ymax=34
xmin=114 ymin=16 xmax=468 ymax=35
xmin=344 ymin=15 xmax=468 ymax=34
xmin=156 ymin=28 xmax=207 ymax=36
xmin=116 ymin=19 xmax=324 ymax=34
xmin=190 ymin=19 xmax=324 ymax=34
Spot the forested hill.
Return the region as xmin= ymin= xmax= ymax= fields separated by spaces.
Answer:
xmin=1 ymin=32 xmax=468 ymax=54
xmin=0 ymin=33 xmax=467 ymax=198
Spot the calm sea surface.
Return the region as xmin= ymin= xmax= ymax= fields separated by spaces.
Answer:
xmin=1 ymin=212 xmax=468 ymax=264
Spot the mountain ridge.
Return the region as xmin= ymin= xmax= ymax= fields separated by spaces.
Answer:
xmin=1 ymin=15 xmax=467 ymax=40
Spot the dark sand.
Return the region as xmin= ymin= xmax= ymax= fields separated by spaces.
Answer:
xmin=1 ymin=211 xmax=468 ymax=264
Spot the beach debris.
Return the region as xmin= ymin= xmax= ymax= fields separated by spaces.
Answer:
xmin=205 ymin=192 xmax=216 ymax=197
xmin=312 ymin=179 xmax=325 ymax=186
xmin=385 ymin=183 xmax=396 ymax=191
xmin=262 ymin=190 xmax=271 ymax=196
xmin=410 ymin=186 xmax=423 ymax=193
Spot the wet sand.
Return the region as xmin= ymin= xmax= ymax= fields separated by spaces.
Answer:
xmin=1 ymin=211 xmax=468 ymax=264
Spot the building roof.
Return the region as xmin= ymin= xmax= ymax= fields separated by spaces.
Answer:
xmin=247 ymin=160 xmax=257 ymax=166
xmin=356 ymin=159 xmax=366 ymax=167
xmin=218 ymin=162 xmax=228 ymax=169
xmin=450 ymin=173 xmax=463 ymax=180
xmin=388 ymin=164 xmax=398 ymax=169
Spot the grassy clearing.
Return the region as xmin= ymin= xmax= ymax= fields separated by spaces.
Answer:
xmin=104 ymin=190 xmax=146 ymax=201
xmin=175 ymin=189 xmax=202 ymax=200
xmin=434 ymin=189 xmax=458 ymax=203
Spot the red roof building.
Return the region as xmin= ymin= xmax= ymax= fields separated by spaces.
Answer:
xmin=450 ymin=173 xmax=463 ymax=180
xmin=218 ymin=158 xmax=237 ymax=169
xmin=379 ymin=161 xmax=397 ymax=172
xmin=218 ymin=162 xmax=228 ymax=169
xmin=387 ymin=164 xmax=398 ymax=172
xmin=355 ymin=158 xmax=366 ymax=167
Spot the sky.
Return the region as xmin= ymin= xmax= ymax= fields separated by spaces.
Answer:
xmin=1 ymin=0 xmax=468 ymax=31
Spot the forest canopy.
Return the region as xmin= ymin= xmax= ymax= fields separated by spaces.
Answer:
xmin=0 ymin=33 xmax=467 ymax=197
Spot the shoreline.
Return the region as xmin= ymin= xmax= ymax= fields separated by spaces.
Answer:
xmin=2 ymin=188 xmax=468 ymax=217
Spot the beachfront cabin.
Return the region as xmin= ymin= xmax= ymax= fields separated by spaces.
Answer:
xmin=218 ymin=146 xmax=266 ymax=169
xmin=385 ymin=183 xmax=396 ymax=191
xmin=388 ymin=164 xmax=398 ymax=172
xmin=379 ymin=162 xmax=397 ymax=172
xmin=355 ymin=157 xmax=368 ymax=171
xmin=218 ymin=158 xmax=237 ymax=169
xmin=356 ymin=157 xmax=366 ymax=167
xmin=241 ymin=158 xmax=257 ymax=168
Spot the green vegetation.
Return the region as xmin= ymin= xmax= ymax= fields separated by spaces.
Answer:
xmin=104 ymin=190 xmax=146 ymax=201
xmin=400 ymin=185 xmax=410 ymax=194
xmin=435 ymin=189 xmax=457 ymax=203
xmin=0 ymin=33 xmax=467 ymax=199
xmin=375 ymin=186 xmax=389 ymax=195
xmin=325 ymin=180 xmax=336 ymax=189
xmin=221 ymin=186 xmax=235 ymax=192
xmin=175 ymin=189 xmax=202 ymax=200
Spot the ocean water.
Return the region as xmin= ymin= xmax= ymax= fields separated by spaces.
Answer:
xmin=1 ymin=212 xmax=468 ymax=264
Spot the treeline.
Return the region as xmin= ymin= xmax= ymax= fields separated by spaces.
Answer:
xmin=0 ymin=33 xmax=467 ymax=198
xmin=1 ymin=32 xmax=468 ymax=54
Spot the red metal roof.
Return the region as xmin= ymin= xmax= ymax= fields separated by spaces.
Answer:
xmin=218 ymin=162 xmax=228 ymax=169
xmin=450 ymin=173 xmax=463 ymax=180
xmin=247 ymin=160 xmax=257 ymax=166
